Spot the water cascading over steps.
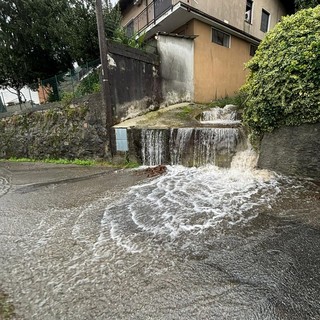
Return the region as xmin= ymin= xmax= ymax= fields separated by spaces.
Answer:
xmin=141 ymin=127 xmax=245 ymax=167
xmin=140 ymin=105 xmax=246 ymax=167
xmin=198 ymin=105 xmax=241 ymax=126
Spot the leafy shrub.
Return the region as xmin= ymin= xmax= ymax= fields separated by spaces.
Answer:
xmin=0 ymin=290 xmax=15 ymax=319
xmin=75 ymin=70 xmax=101 ymax=97
xmin=242 ymin=6 xmax=320 ymax=136
xmin=113 ymin=28 xmax=146 ymax=49
xmin=61 ymin=92 xmax=75 ymax=106
xmin=209 ymin=92 xmax=248 ymax=109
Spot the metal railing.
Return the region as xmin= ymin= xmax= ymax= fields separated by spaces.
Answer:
xmin=127 ymin=0 xmax=173 ymax=35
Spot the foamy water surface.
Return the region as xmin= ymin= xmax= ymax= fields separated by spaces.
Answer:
xmin=98 ymin=165 xmax=287 ymax=254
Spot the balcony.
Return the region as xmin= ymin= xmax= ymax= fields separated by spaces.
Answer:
xmin=126 ymin=0 xmax=173 ymax=36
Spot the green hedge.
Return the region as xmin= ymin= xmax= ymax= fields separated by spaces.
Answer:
xmin=242 ymin=6 xmax=320 ymax=136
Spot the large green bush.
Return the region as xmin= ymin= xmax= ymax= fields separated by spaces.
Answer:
xmin=242 ymin=6 xmax=320 ymax=136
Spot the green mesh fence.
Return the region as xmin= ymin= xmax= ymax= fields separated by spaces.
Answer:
xmin=39 ymin=58 xmax=101 ymax=104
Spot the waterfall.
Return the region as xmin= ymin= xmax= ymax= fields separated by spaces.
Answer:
xmin=141 ymin=127 xmax=243 ymax=167
xmin=231 ymin=148 xmax=258 ymax=170
xmin=141 ymin=129 xmax=167 ymax=166
xmin=170 ymin=128 xmax=193 ymax=165
xmin=193 ymin=128 xmax=241 ymax=167
xmin=199 ymin=105 xmax=240 ymax=125
xmin=138 ymin=105 xmax=250 ymax=167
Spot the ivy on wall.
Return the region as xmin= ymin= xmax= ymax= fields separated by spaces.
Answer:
xmin=242 ymin=6 xmax=320 ymax=137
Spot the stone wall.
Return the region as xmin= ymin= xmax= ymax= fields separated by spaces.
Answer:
xmin=0 ymin=94 xmax=108 ymax=160
xmin=258 ymin=123 xmax=320 ymax=180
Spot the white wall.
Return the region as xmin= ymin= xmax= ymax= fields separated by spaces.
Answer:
xmin=0 ymin=87 xmax=39 ymax=106
xmin=157 ymin=34 xmax=194 ymax=106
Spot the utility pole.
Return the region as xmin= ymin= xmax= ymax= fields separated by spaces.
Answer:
xmin=95 ymin=0 xmax=115 ymax=158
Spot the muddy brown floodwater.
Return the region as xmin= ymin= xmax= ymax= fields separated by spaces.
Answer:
xmin=0 ymin=162 xmax=319 ymax=320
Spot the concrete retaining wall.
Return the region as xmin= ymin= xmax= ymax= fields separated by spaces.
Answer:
xmin=258 ymin=123 xmax=320 ymax=180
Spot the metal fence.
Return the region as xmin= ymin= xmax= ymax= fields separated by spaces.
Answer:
xmin=38 ymin=58 xmax=101 ymax=104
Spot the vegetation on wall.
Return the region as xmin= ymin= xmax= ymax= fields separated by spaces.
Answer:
xmin=242 ymin=6 xmax=320 ymax=138
xmin=113 ymin=29 xmax=146 ymax=49
xmin=75 ymin=70 xmax=101 ymax=97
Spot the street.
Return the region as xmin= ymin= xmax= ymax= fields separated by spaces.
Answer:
xmin=0 ymin=162 xmax=319 ymax=319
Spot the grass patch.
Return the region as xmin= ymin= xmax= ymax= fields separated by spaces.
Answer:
xmin=43 ymin=158 xmax=97 ymax=166
xmin=177 ymin=104 xmax=210 ymax=121
xmin=3 ymin=157 xmax=36 ymax=163
xmin=0 ymin=290 xmax=15 ymax=320
xmin=177 ymin=105 xmax=194 ymax=120
xmin=3 ymin=157 xmax=97 ymax=166
xmin=122 ymin=160 xmax=140 ymax=169
xmin=208 ymin=92 xmax=247 ymax=110
xmin=0 ymin=157 xmax=141 ymax=169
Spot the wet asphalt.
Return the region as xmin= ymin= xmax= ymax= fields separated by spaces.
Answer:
xmin=0 ymin=162 xmax=319 ymax=320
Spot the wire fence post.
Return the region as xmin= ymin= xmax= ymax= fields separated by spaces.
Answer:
xmin=41 ymin=80 xmax=46 ymax=104
xmin=55 ymin=75 xmax=60 ymax=101
xmin=70 ymin=69 xmax=75 ymax=97
xmin=28 ymin=88 xmax=34 ymax=108
xmin=1 ymin=92 xmax=5 ymax=107
xmin=0 ymin=93 xmax=6 ymax=113
xmin=87 ymin=62 xmax=91 ymax=89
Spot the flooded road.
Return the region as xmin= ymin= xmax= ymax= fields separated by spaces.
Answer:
xmin=0 ymin=162 xmax=319 ymax=319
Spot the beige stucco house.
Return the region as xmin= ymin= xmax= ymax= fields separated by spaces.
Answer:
xmin=118 ymin=0 xmax=294 ymax=103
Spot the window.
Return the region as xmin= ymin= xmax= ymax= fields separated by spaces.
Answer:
xmin=250 ymin=44 xmax=258 ymax=56
xmin=212 ymin=28 xmax=230 ymax=48
xmin=260 ymin=9 xmax=270 ymax=33
xmin=245 ymin=0 xmax=253 ymax=23
xmin=126 ymin=20 xmax=134 ymax=38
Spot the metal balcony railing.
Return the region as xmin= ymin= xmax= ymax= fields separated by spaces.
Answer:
xmin=126 ymin=0 xmax=173 ymax=36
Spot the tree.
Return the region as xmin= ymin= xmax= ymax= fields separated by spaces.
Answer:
xmin=104 ymin=1 xmax=122 ymax=40
xmin=0 ymin=0 xmax=121 ymax=102
xmin=0 ymin=0 xmax=73 ymax=103
xmin=60 ymin=0 xmax=99 ymax=64
xmin=295 ymin=0 xmax=319 ymax=10
xmin=242 ymin=6 xmax=320 ymax=137
xmin=61 ymin=0 xmax=122 ymax=64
